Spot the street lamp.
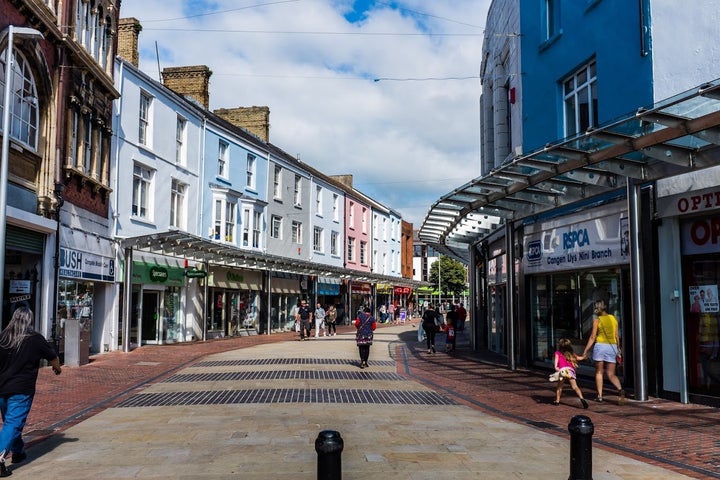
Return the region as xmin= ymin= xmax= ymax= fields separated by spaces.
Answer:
xmin=0 ymin=25 xmax=44 ymax=315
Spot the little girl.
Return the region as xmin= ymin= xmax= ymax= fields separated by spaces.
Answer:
xmin=552 ymin=338 xmax=588 ymax=408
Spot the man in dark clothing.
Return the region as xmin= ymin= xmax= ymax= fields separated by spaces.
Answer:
xmin=296 ymin=300 xmax=313 ymax=340
xmin=456 ymin=303 xmax=467 ymax=332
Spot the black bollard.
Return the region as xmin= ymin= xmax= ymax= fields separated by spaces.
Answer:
xmin=315 ymin=430 xmax=343 ymax=480
xmin=568 ymin=415 xmax=594 ymax=480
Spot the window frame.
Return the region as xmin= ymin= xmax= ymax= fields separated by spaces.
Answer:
xmin=170 ymin=179 xmax=186 ymax=229
xmin=217 ymin=140 xmax=229 ymax=178
xmin=563 ymin=61 xmax=598 ymax=137
xmin=246 ymin=153 xmax=256 ymax=189
xmin=176 ymin=115 xmax=187 ymax=165
xmin=138 ymin=91 xmax=152 ymax=146
xmin=132 ymin=163 xmax=154 ymax=219
xmin=292 ymin=220 xmax=302 ymax=244
xmin=271 ymin=215 xmax=282 ymax=239
xmin=0 ymin=49 xmax=40 ymax=150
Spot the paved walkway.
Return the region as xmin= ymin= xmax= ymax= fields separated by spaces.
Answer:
xmin=7 ymin=322 xmax=718 ymax=478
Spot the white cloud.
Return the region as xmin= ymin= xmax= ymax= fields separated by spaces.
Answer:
xmin=121 ymin=0 xmax=491 ymax=226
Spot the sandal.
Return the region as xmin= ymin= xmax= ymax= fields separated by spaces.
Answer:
xmin=551 ymin=400 xmax=560 ymax=406
xmin=594 ymin=397 xmax=603 ymax=403
xmin=580 ymin=398 xmax=589 ymax=409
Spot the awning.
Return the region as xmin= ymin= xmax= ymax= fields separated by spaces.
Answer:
xmin=120 ymin=231 xmax=425 ymax=288
xmin=419 ymin=78 xmax=720 ymax=263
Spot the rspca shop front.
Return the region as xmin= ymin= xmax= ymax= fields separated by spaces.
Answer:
xmin=521 ymin=201 xmax=631 ymax=372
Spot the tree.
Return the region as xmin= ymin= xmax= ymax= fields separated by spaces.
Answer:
xmin=429 ymin=255 xmax=467 ymax=297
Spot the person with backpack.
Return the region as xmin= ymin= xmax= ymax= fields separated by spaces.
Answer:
xmin=422 ymin=304 xmax=441 ymax=354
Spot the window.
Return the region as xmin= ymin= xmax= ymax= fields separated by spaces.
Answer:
xmin=242 ymin=208 xmax=250 ymax=246
xmin=69 ymin=110 xmax=79 ymax=166
xmin=218 ymin=140 xmax=228 ymax=177
xmin=331 ymin=231 xmax=339 ymax=255
xmin=170 ymin=179 xmax=186 ymax=228
xmin=271 ymin=215 xmax=282 ymax=239
xmin=543 ymin=0 xmax=559 ymax=40
xmin=273 ymin=166 xmax=282 ymax=198
xmin=292 ymin=221 xmax=302 ymax=244
xmin=360 ymin=241 xmax=367 ymax=265
xmin=383 ymin=217 xmax=388 ymax=241
xmin=225 ymin=201 xmax=236 ymax=242
xmin=213 ymin=198 xmax=236 ymax=242
xmin=315 ymin=186 xmax=323 ymax=215
xmin=314 ymin=227 xmax=323 ymax=252
xmin=253 ymin=210 xmax=261 ymax=248
xmin=347 ymin=237 xmax=355 ymax=262
xmin=564 ymin=61 xmax=598 ymax=137
xmin=176 ymin=116 xmax=186 ymax=164
xmin=373 ymin=214 xmax=379 ymax=238
xmin=0 ymin=49 xmax=39 ymax=150
xmin=361 ymin=208 xmax=367 ymax=233
xmin=132 ymin=164 xmax=153 ymax=218
xmin=139 ymin=92 xmax=152 ymax=146
xmin=332 ymin=194 xmax=339 ymax=221
xmin=294 ymin=175 xmax=302 ymax=206
xmin=83 ymin=115 xmax=93 ymax=173
xmin=246 ymin=153 xmax=256 ymax=189
xmin=349 ymin=202 xmax=355 ymax=226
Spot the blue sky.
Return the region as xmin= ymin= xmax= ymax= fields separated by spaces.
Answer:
xmin=120 ymin=0 xmax=490 ymax=227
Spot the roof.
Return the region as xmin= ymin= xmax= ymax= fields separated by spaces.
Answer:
xmin=419 ymin=78 xmax=720 ymax=263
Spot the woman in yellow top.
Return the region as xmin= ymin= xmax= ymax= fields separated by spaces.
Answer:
xmin=582 ymin=299 xmax=626 ymax=404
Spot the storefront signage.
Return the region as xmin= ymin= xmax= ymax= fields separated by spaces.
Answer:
xmin=394 ymin=286 xmax=412 ymax=295
xmin=227 ymin=272 xmax=243 ymax=282
xmin=149 ymin=266 xmax=168 ymax=282
xmin=59 ymin=247 xmax=115 ymax=282
xmin=351 ymin=282 xmax=371 ymax=294
xmin=185 ymin=268 xmax=207 ymax=278
xmin=681 ymin=217 xmax=720 ymax=255
xmin=657 ymin=186 xmax=720 ymax=217
xmin=523 ymin=213 xmax=629 ymax=274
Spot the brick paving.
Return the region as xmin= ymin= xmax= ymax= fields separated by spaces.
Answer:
xmin=25 ymin=322 xmax=720 ymax=479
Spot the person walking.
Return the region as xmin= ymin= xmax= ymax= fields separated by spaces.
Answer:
xmin=0 ymin=307 xmax=62 ymax=476
xmin=325 ymin=304 xmax=338 ymax=336
xmin=314 ymin=302 xmax=327 ymax=337
xmin=456 ymin=303 xmax=467 ymax=332
xmin=355 ymin=307 xmax=377 ymax=369
xmin=422 ymin=304 xmax=440 ymax=354
xmin=582 ymin=298 xmax=626 ymax=404
xmin=551 ymin=338 xmax=588 ymax=408
xmin=296 ymin=299 xmax=313 ymax=341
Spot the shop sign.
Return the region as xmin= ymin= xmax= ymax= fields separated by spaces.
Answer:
xmin=523 ymin=213 xmax=629 ymax=274
xmin=657 ymin=186 xmax=720 ymax=217
xmin=394 ymin=286 xmax=411 ymax=295
xmin=150 ymin=266 xmax=168 ymax=282
xmin=59 ymin=247 xmax=115 ymax=282
xmin=681 ymin=217 xmax=720 ymax=255
xmin=185 ymin=268 xmax=207 ymax=278
xmin=351 ymin=282 xmax=371 ymax=294
xmin=132 ymin=262 xmax=186 ymax=286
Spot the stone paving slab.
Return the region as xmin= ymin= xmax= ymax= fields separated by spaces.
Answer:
xmin=9 ymin=328 xmax=695 ymax=479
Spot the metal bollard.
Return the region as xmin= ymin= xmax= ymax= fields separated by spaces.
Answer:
xmin=568 ymin=415 xmax=594 ymax=480
xmin=315 ymin=430 xmax=343 ymax=480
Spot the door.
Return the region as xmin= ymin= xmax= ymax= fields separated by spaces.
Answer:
xmin=141 ymin=291 xmax=159 ymax=344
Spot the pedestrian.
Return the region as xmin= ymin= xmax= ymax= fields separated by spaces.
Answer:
xmin=422 ymin=304 xmax=440 ymax=354
xmin=0 ymin=307 xmax=62 ymax=476
xmin=388 ymin=303 xmax=395 ymax=324
xmin=551 ymin=338 xmax=588 ymax=408
xmin=325 ymin=304 xmax=338 ymax=336
xmin=314 ymin=302 xmax=327 ymax=337
xmin=355 ymin=307 xmax=377 ymax=369
xmin=582 ymin=297 xmax=626 ymax=404
xmin=379 ymin=303 xmax=387 ymax=323
xmin=295 ymin=299 xmax=313 ymax=341
xmin=444 ymin=321 xmax=456 ymax=353
xmin=456 ymin=303 xmax=467 ymax=332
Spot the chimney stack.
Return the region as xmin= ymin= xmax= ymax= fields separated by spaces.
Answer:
xmin=162 ymin=66 xmax=212 ymax=109
xmin=117 ymin=18 xmax=142 ymax=67
xmin=214 ymin=106 xmax=270 ymax=143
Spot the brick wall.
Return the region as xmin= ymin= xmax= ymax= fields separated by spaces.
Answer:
xmin=214 ymin=106 xmax=270 ymax=142
xmin=162 ymin=66 xmax=212 ymax=109
xmin=117 ymin=17 xmax=142 ymax=67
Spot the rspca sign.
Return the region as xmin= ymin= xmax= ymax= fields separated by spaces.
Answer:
xmin=523 ymin=212 xmax=629 ymax=273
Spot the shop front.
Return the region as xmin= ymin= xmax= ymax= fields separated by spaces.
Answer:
xmin=207 ymin=266 xmax=262 ymax=337
xmin=130 ymin=257 xmax=187 ymax=346
xmin=657 ymin=172 xmax=720 ymax=405
xmin=522 ymin=203 xmax=631 ymax=374
xmin=269 ymin=273 xmax=303 ymax=333
xmin=314 ymin=277 xmax=341 ymax=309
xmin=350 ymin=281 xmax=371 ymax=320
xmin=2 ymin=224 xmax=47 ymax=328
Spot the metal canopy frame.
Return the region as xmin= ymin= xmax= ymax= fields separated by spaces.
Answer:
xmin=419 ymin=78 xmax=720 ymax=262
xmin=120 ymin=231 xmax=422 ymax=287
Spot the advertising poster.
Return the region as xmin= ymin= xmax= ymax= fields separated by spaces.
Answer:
xmin=689 ymin=285 xmax=719 ymax=313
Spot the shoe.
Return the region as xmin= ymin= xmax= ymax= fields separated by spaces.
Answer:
xmin=580 ymin=398 xmax=589 ymax=409
xmin=360 ymin=362 xmax=365 ymax=369
xmin=594 ymin=397 xmax=603 ymax=403
xmin=431 ymin=346 xmax=436 ymax=354
xmin=618 ymin=390 xmax=626 ymax=405
xmin=0 ymin=460 xmax=9 ymax=477
xmin=427 ymin=349 xmax=432 ymax=354
xmin=551 ymin=400 xmax=560 ymax=406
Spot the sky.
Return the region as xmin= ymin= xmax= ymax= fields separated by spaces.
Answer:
xmin=118 ymin=0 xmax=492 ymax=227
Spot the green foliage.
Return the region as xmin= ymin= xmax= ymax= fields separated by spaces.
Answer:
xmin=429 ymin=255 xmax=467 ymax=296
